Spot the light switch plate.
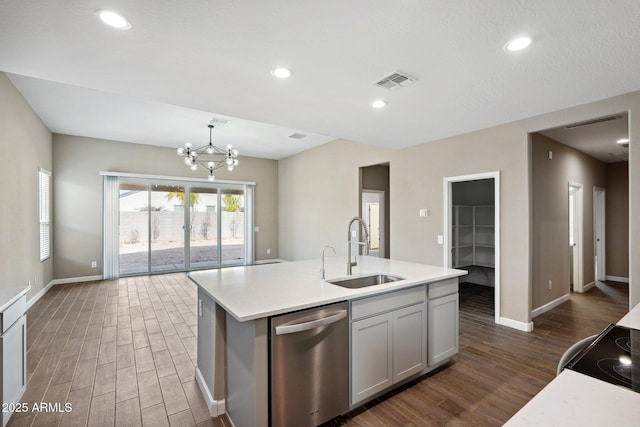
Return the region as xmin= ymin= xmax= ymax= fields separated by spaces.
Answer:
xmin=419 ymin=209 xmax=429 ymax=217
xmin=437 ymin=235 xmax=444 ymax=244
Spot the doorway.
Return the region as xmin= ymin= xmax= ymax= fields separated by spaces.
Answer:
xmin=444 ymin=171 xmax=500 ymax=323
xmin=568 ymin=182 xmax=584 ymax=292
xmin=360 ymin=164 xmax=390 ymax=258
xmin=361 ymin=191 xmax=384 ymax=257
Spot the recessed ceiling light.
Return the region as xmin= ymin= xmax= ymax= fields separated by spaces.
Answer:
xmin=617 ymin=138 xmax=630 ymax=144
xmin=272 ymin=68 xmax=292 ymax=79
xmin=96 ymin=10 xmax=131 ymax=30
xmin=505 ymin=36 xmax=532 ymax=52
xmin=371 ymin=100 xmax=386 ymax=109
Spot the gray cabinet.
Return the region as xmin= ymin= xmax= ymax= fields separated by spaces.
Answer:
xmin=392 ymin=303 xmax=427 ymax=382
xmin=1 ymin=293 xmax=27 ymax=427
xmin=350 ymin=312 xmax=393 ymax=404
xmin=350 ymin=286 xmax=426 ymax=405
xmin=427 ymin=283 xmax=459 ymax=366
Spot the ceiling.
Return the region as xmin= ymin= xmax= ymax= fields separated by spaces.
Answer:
xmin=1 ymin=1 xmax=640 ymax=160
xmin=540 ymin=113 xmax=629 ymax=163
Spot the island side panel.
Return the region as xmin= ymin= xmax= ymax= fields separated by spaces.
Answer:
xmin=196 ymin=288 xmax=227 ymax=415
xmin=226 ymin=314 xmax=269 ymax=427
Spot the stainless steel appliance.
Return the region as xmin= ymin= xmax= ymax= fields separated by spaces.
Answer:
xmin=270 ymin=301 xmax=349 ymax=426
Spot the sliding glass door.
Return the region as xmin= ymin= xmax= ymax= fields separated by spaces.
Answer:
xmin=189 ymin=186 xmax=218 ymax=269
xmin=116 ymin=177 xmax=252 ymax=277
xmin=150 ymin=183 xmax=185 ymax=273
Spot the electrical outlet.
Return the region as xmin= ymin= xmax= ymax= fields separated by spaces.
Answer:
xmin=351 ymin=230 xmax=357 ymax=238
xmin=419 ymin=209 xmax=429 ymax=217
xmin=437 ymin=235 xmax=444 ymax=245
xmin=548 ymin=280 xmax=552 ymax=290
xmin=91 ymin=261 xmax=97 ymax=268
xmin=267 ymin=249 xmax=271 ymax=255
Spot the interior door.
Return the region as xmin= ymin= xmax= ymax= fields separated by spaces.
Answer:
xmin=594 ymin=188 xmax=606 ymax=281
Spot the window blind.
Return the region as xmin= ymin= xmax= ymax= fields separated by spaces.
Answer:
xmin=39 ymin=169 xmax=51 ymax=261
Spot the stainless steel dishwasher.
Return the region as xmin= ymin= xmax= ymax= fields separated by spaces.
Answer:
xmin=270 ymin=301 xmax=349 ymax=426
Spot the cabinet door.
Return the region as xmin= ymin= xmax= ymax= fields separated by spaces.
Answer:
xmin=2 ymin=315 xmax=26 ymax=427
xmin=392 ymin=303 xmax=427 ymax=383
xmin=428 ymin=293 xmax=459 ymax=366
xmin=351 ymin=313 xmax=392 ymax=405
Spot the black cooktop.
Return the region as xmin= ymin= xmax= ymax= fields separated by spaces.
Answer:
xmin=564 ymin=324 xmax=640 ymax=393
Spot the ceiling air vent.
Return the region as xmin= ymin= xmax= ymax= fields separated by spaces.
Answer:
xmin=375 ymin=71 xmax=416 ymax=91
xmin=564 ymin=115 xmax=620 ymax=129
xmin=288 ymin=132 xmax=307 ymax=139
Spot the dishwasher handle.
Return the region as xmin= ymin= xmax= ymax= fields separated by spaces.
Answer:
xmin=275 ymin=310 xmax=347 ymax=335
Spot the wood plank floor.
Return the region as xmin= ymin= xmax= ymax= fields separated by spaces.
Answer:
xmin=9 ymin=276 xmax=628 ymax=426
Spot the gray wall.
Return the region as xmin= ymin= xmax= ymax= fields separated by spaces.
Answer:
xmin=520 ymin=90 xmax=640 ymax=310
xmin=606 ymin=162 xmax=629 ymax=278
xmin=278 ymin=139 xmax=394 ymax=262
xmin=531 ymin=133 xmax=606 ymax=310
xmin=279 ymin=124 xmax=532 ymax=326
xmin=52 ymin=134 xmax=278 ymax=279
xmin=0 ymin=73 xmax=53 ymax=300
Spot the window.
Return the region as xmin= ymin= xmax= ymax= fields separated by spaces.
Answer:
xmin=39 ymin=169 xmax=51 ymax=261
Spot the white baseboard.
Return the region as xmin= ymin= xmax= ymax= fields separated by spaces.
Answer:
xmin=606 ymin=275 xmax=629 ymax=283
xmin=50 ymin=275 xmax=103 ymax=286
xmin=497 ymin=316 xmax=534 ymax=332
xmin=26 ymin=275 xmax=104 ymax=310
xmin=532 ymin=294 xmax=570 ymax=318
xmin=195 ymin=367 xmax=225 ymax=417
xmin=583 ymin=281 xmax=596 ymax=291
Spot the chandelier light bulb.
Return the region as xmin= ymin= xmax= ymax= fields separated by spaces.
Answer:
xmin=207 ymin=174 xmax=215 ymax=182
xmin=185 ymin=142 xmax=192 ymax=149
xmin=206 ymin=145 xmax=214 ymax=154
xmin=177 ymin=147 xmax=184 ymax=156
xmin=207 ymin=162 xmax=215 ymax=168
xmin=184 ymin=157 xmax=192 ymax=165
xmin=232 ymin=159 xmax=239 ymax=166
xmin=232 ymin=149 xmax=239 ymax=157
xmin=190 ymin=164 xmax=198 ymax=171
xmin=226 ymin=158 xmax=233 ymax=166
xmin=227 ymin=165 xmax=234 ymax=171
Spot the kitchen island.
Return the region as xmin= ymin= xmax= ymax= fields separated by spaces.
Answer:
xmin=189 ymin=256 xmax=466 ymax=426
xmin=505 ymin=302 xmax=640 ymax=426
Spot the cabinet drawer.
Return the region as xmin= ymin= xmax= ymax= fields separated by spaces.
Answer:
xmin=351 ymin=286 xmax=425 ymax=320
xmin=427 ymin=278 xmax=458 ymax=300
xmin=2 ymin=295 xmax=26 ymax=334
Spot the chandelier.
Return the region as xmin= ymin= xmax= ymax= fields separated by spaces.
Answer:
xmin=177 ymin=124 xmax=239 ymax=181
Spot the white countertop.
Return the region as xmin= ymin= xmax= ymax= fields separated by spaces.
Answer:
xmin=0 ymin=285 xmax=30 ymax=312
xmin=505 ymin=302 xmax=640 ymax=426
xmin=188 ymin=256 xmax=466 ymax=321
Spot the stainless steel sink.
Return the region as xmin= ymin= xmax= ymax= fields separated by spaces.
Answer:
xmin=327 ymin=273 xmax=406 ymax=289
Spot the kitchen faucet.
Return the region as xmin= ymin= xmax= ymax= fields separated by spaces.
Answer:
xmin=347 ymin=217 xmax=370 ymax=275
xmin=321 ymin=245 xmax=336 ymax=279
